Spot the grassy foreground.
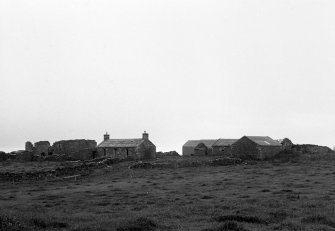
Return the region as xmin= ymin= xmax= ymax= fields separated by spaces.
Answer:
xmin=1 ymin=157 xmax=335 ymax=230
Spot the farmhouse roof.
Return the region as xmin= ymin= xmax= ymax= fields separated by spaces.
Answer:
xmin=183 ymin=140 xmax=217 ymax=148
xmin=97 ymin=139 xmax=144 ymax=148
xmin=213 ymin=139 xmax=238 ymax=146
xmin=246 ymin=136 xmax=281 ymax=146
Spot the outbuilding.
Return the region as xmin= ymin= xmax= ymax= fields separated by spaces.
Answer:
xmin=182 ymin=140 xmax=217 ymax=156
xmin=212 ymin=139 xmax=238 ymax=156
xmin=231 ymin=136 xmax=281 ymax=160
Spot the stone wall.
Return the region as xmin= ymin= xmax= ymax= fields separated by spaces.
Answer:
xmin=0 ymin=151 xmax=8 ymax=161
xmin=258 ymin=146 xmax=282 ymax=159
xmin=137 ymin=140 xmax=156 ymax=159
xmin=156 ymin=151 xmax=180 ymax=158
xmin=97 ymin=147 xmax=137 ymax=159
xmin=16 ymin=151 xmax=34 ymax=162
xmin=70 ymin=148 xmax=98 ymax=160
xmin=212 ymin=146 xmax=233 ymax=156
xmin=182 ymin=146 xmax=196 ymax=156
xmin=292 ymin=144 xmax=332 ymax=155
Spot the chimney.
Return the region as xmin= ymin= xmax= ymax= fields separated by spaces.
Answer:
xmin=104 ymin=132 xmax=110 ymax=141
xmin=142 ymin=131 xmax=149 ymax=140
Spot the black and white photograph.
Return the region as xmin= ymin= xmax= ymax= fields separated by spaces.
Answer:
xmin=1 ymin=0 xmax=335 ymax=230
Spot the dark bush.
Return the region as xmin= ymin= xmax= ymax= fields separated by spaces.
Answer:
xmin=214 ymin=215 xmax=267 ymax=224
xmin=30 ymin=218 xmax=68 ymax=228
xmin=203 ymin=221 xmax=249 ymax=231
xmin=210 ymin=157 xmax=243 ymax=166
xmin=301 ymin=215 xmax=335 ymax=228
xmin=116 ymin=217 xmax=157 ymax=231
xmin=129 ymin=162 xmax=155 ymax=169
xmin=0 ymin=214 xmax=26 ymax=231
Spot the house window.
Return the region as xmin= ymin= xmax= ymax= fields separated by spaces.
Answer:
xmin=126 ymin=149 xmax=129 ymax=157
xmin=103 ymin=149 xmax=106 ymax=156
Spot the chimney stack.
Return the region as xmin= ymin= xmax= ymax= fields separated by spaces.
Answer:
xmin=104 ymin=132 xmax=110 ymax=141
xmin=142 ymin=131 xmax=149 ymax=140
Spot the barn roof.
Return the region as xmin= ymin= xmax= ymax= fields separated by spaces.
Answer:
xmin=183 ymin=140 xmax=217 ymax=148
xmin=97 ymin=139 xmax=144 ymax=148
xmin=213 ymin=139 xmax=238 ymax=146
xmin=246 ymin=136 xmax=281 ymax=146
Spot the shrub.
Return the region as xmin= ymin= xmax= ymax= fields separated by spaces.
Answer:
xmin=214 ymin=215 xmax=267 ymax=224
xmin=30 ymin=218 xmax=68 ymax=229
xmin=0 ymin=214 xmax=26 ymax=231
xmin=116 ymin=217 xmax=157 ymax=231
xmin=301 ymin=215 xmax=335 ymax=228
xmin=203 ymin=221 xmax=249 ymax=231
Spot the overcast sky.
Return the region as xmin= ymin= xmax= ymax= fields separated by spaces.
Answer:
xmin=1 ymin=0 xmax=335 ymax=152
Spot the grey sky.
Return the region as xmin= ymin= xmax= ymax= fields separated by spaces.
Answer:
xmin=1 ymin=0 xmax=335 ymax=152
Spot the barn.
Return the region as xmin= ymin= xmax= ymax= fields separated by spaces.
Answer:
xmin=212 ymin=139 xmax=238 ymax=156
xmin=97 ymin=131 xmax=156 ymax=160
xmin=231 ymin=136 xmax=281 ymax=160
xmin=182 ymin=140 xmax=217 ymax=156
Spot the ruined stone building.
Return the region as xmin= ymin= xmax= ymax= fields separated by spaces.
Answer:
xmin=182 ymin=140 xmax=217 ymax=156
xmin=280 ymin=138 xmax=294 ymax=151
xmin=25 ymin=141 xmax=51 ymax=156
xmin=25 ymin=141 xmax=34 ymax=152
xmin=97 ymin=131 xmax=156 ymax=160
xmin=25 ymin=139 xmax=97 ymax=160
xmin=231 ymin=136 xmax=282 ymax=160
xmin=50 ymin=139 xmax=97 ymax=160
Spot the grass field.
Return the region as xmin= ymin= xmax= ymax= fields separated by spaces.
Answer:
xmin=1 ymin=157 xmax=335 ymax=230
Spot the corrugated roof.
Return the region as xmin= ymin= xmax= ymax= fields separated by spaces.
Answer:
xmin=246 ymin=136 xmax=281 ymax=146
xmin=97 ymin=139 xmax=144 ymax=148
xmin=183 ymin=140 xmax=218 ymax=148
xmin=213 ymin=139 xmax=238 ymax=146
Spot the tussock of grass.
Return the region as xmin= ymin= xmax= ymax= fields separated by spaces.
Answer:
xmin=0 ymin=214 xmax=26 ymax=231
xmin=214 ymin=215 xmax=268 ymax=224
xmin=274 ymin=221 xmax=304 ymax=231
xmin=301 ymin=215 xmax=335 ymax=228
xmin=201 ymin=195 xmax=214 ymax=199
xmin=116 ymin=217 xmax=157 ymax=231
xmin=203 ymin=221 xmax=249 ymax=231
xmin=268 ymin=210 xmax=288 ymax=223
xmin=30 ymin=218 xmax=68 ymax=228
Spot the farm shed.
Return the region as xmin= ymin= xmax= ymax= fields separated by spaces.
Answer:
xmin=182 ymin=140 xmax=217 ymax=156
xmin=97 ymin=131 xmax=156 ymax=160
xmin=232 ymin=136 xmax=281 ymax=160
xmin=212 ymin=139 xmax=238 ymax=156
